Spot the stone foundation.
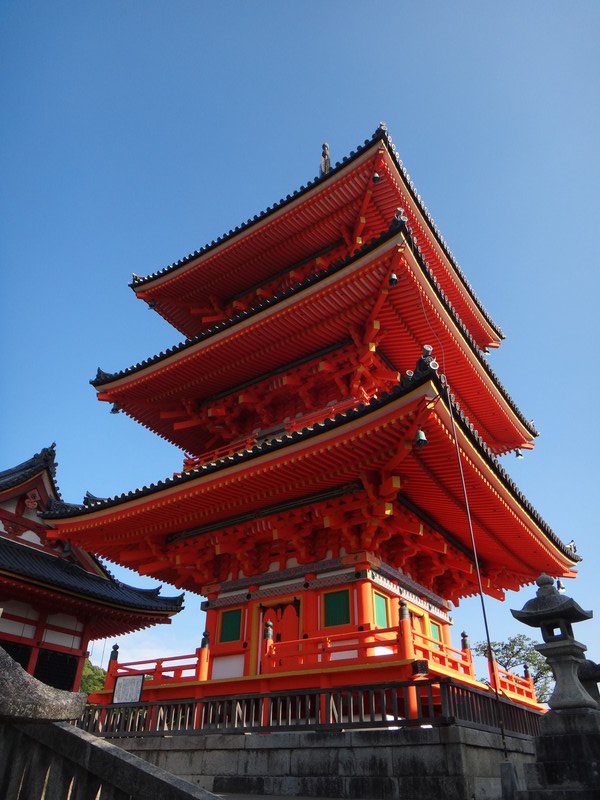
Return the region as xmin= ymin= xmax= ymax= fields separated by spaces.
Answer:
xmin=516 ymin=709 xmax=600 ymax=799
xmin=122 ymin=725 xmax=536 ymax=799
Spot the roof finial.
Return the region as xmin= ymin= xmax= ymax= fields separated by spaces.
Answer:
xmin=320 ymin=143 xmax=331 ymax=178
xmin=378 ymin=120 xmax=388 ymax=132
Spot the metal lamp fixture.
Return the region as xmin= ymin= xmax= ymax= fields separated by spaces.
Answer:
xmin=414 ymin=429 xmax=428 ymax=448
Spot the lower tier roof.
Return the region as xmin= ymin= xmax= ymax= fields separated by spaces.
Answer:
xmin=43 ymin=375 xmax=578 ymax=602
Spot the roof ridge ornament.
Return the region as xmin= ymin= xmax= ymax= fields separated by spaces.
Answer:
xmin=83 ymin=491 xmax=110 ymax=507
xmin=92 ymin=367 xmax=116 ymax=385
xmin=320 ymin=143 xmax=331 ymax=178
xmin=44 ymin=498 xmax=85 ymax=515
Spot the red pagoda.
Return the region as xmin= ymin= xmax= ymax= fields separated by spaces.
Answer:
xmin=0 ymin=444 xmax=183 ymax=691
xmin=43 ymin=125 xmax=578 ymax=714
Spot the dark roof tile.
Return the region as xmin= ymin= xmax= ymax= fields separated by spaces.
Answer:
xmin=46 ymin=370 xmax=577 ymax=564
xmin=0 ymin=537 xmax=183 ymax=612
xmin=0 ymin=444 xmax=61 ymax=498
xmin=130 ymin=125 xmax=503 ymax=339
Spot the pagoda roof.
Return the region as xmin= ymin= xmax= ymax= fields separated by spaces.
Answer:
xmin=0 ymin=445 xmax=184 ymax=637
xmin=92 ymin=223 xmax=536 ymax=454
xmin=129 ymin=125 xmax=502 ymax=349
xmin=0 ymin=536 xmax=182 ymax=614
xmin=0 ymin=444 xmax=60 ymax=497
xmin=42 ymin=375 xmax=579 ymax=597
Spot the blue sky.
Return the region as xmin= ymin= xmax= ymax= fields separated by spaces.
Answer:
xmin=2 ymin=2 xmax=599 ymax=671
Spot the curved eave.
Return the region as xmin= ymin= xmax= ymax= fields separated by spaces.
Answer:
xmin=0 ymin=571 xmax=181 ymax=619
xmin=0 ymin=574 xmax=179 ymax=639
xmin=0 ymin=537 xmax=183 ymax=614
xmin=94 ymin=229 xmax=535 ymax=453
xmin=0 ymin=444 xmax=62 ymax=501
xmin=45 ymin=377 xmax=577 ymax=577
xmin=130 ymin=127 xmax=502 ymax=346
xmin=94 ymin=227 xmax=397 ymax=389
xmin=391 ymin=240 xmax=536 ymax=447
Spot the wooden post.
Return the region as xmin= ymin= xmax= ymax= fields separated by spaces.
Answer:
xmin=104 ymin=644 xmax=120 ymax=691
xmin=461 ymin=630 xmax=474 ymax=677
xmin=196 ymin=631 xmax=210 ymax=681
xmin=524 ymin=664 xmax=536 ymax=701
xmin=73 ymin=648 xmax=89 ymax=692
xmin=398 ymin=601 xmax=418 ymax=719
xmin=488 ymin=656 xmax=501 ymax=693
xmin=397 ymin=600 xmax=415 ymax=659
xmin=263 ymin=620 xmax=274 ymax=674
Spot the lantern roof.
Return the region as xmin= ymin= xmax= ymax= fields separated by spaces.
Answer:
xmin=512 ymin=574 xmax=591 ymax=627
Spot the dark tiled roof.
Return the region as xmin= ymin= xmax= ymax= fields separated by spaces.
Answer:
xmin=0 ymin=444 xmax=61 ymax=497
xmin=0 ymin=537 xmax=183 ymax=612
xmin=92 ymin=224 xmax=397 ymax=387
xmin=93 ymin=218 xmax=536 ymax=439
xmin=46 ymin=369 xmax=578 ymax=565
xmin=130 ymin=124 xmax=503 ymax=339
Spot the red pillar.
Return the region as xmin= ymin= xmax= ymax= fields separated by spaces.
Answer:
xmin=72 ymin=632 xmax=91 ymax=691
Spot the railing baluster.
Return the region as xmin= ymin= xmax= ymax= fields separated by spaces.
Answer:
xmin=391 ymin=686 xmax=399 ymax=723
xmin=79 ymin=678 xmax=543 ymax=738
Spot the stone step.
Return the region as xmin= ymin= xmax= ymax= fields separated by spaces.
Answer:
xmin=220 ymin=795 xmax=331 ymax=800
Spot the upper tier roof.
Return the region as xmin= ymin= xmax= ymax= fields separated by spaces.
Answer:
xmin=92 ymin=224 xmax=536 ymax=456
xmin=130 ymin=125 xmax=503 ymax=350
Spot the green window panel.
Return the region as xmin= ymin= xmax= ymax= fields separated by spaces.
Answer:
xmin=220 ymin=608 xmax=242 ymax=643
xmin=324 ymin=590 xmax=350 ymax=627
xmin=430 ymin=621 xmax=442 ymax=647
xmin=374 ymin=592 xmax=388 ymax=628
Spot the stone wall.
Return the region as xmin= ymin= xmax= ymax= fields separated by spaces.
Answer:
xmin=122 ymin=724 xmax=536 ymax=799
xmin=0 ymin=721 xmax=217 ymax=800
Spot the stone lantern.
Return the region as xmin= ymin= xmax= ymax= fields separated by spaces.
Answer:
xmin=510 ymin=576 xmax=600 ymax=797
xmin=511 ymin=574 xmax=597 ymax=714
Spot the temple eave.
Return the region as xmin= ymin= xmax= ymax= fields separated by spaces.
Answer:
xmin=129 ymin=129 xmax=502 ymax=349
xmin=93 ymin=232 xmax=534 ymax=456
xmin=44 ymin=380 xmax=576 ymax=602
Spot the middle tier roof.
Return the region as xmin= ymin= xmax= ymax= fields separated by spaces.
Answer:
xmin=94 ymin=225 xmax=536 ymax=457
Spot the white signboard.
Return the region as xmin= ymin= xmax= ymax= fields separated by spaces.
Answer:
xmin=113 ymin=675 xmax=144 ymax=704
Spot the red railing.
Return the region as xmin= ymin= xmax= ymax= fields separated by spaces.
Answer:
xmin=264 ymin=626 xmax=418 ymax=673
xmin=488 ymin=659 xmax=537 ymax=704
xmin=106 ymin=650 xmax=205 ymax=689
xmin=104 ymin=627 xmax=536 ymax=707
xmin=412 ymin=631 xmax=474 ymax=677
xmin=180 ymin=399 xmax=363 ymax=471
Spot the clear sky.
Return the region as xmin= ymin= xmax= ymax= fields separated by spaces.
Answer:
xmin=1 ymin=2 xmax=599 ymax=672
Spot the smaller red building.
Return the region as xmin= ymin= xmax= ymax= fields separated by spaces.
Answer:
xmin=0 ymin=445 xmax=183 ymax=691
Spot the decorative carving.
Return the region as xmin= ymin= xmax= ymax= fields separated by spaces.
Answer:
xmin=319 ymin=143 xmax=331 ymax=178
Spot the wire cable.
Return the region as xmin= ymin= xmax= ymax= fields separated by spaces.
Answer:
xmin=444 ymin=384 xmax=509 ymax=756
xmin=400 ymin=233 xmax=510 ymax=757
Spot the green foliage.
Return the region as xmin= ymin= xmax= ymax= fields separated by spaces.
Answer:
xmin=80 ymin=659 xmax=106 ymax=694
xmin=473 ymin=634 xmax=553 ymax=703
